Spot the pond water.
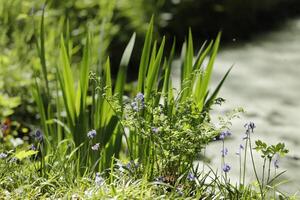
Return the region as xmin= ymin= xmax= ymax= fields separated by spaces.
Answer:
xmin=174 ymin=17 xmax=300 ymax=193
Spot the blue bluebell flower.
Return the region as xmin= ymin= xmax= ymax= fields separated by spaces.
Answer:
xmin=244 ymin=122 xmax=256 ymax=133
xmin=187 ymin=172 xmax=196 ymax=181
xmin=135 ymin=92 xmax=144 ymax=102
xmin=219 ymin=131 xmax=231 ymax=140
xmin=236 ymin=144 xmax=244 ymax=155
xmin=35 ymin=129 xmax=43 ymax=142
xmin=0 ymin=153 xmax=7 ymax=159
xmin=151 ymin=127 xmax=159 ymax=134
xmin=29 ymin=144 xmax=36 ymax=151
xmin=222 ymin=164 xmax=231 ymax=173
xmin=87 ymin=130 xmax=97 ymax=139
xmin=221 ymin=148 xmax=228 ymax=157
xmin=131 ymin=93 xmax=145 ymax=111
xmin=91 ymin=143 xmax=100 ymax=151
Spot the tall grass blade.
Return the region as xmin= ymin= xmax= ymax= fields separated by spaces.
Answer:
xmin=137 ymin=16 xmax=154 ymax=92
xmin=114 ymin=33 xmax=136 ymax=98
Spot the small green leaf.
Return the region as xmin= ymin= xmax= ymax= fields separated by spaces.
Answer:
xmin=15 ymin=150 xmax=38 ymax=160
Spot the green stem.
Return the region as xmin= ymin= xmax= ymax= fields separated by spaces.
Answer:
xmin=267 ymin=158 xmax=271 ymax=184
xmin=262 ymin=158 xmax=266 ymax=189
xmin=239 ymin=150 xmax=242 ymax=187
xmin=242 ymin=139 xmax=248 ymax=186
xmin=249 ymin=136 xmax=264 ymax=199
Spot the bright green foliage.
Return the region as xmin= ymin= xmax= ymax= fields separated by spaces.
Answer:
xmin=123 ymin=96 xmax=218 ymax=179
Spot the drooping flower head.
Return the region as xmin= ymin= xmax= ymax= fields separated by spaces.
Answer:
xmin=29 ymin=144 xmax=36 ymax=151
xmin=151 ymin=127 xmax=159 ymax=134
xmin=221 ymin=147 xmax=228 ymax=157
xmin=87 ymin=129 xmax=97 ymax=139
xmin=0 ymin=153 xmax=7 ymax=159
xmin=35 ymin=129 xmax=43 ymax=142
xmin=236 ymin=144 xmax=244 ymax=155
xmin=187 ymin=172 xmax=196 ymax=181
xmin=131 ymin=92 xmax=145 ymax=111
xmin=219 ymin=131 xmax=231 ymax=140
xmin=222 ymin=163 xmax=231 ymax=173
xmin=91 ymin=143 xmax=100 ymax=151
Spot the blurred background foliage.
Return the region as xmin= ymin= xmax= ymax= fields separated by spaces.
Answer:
xmin=0 ymin=0 xmax=299 ymax=125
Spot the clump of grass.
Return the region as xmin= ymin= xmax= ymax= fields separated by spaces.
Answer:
xmin=0 ymin=6 xmax=296 ymax=199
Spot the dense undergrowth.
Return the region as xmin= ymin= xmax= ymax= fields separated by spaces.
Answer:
xmin=0 ymin=3 xmax=297 ymax=200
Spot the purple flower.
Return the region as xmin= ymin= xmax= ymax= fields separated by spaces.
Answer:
xmin=35 ymin=129 xmax=43 ymax=142
xmin=131 ymin=93 xmax=145 ymax=111
xmin=187 ymin=172 xmax=196 ymax=181
xmin=222 ymin=164 xmax=231 ymax=173
xmin=221 ymin=148 xmax=228 ymax=157
xmin=87 ymin=130 xmax=97 ymax=139
xmin=135 ymin=93 xmax=144 ymax=102
xmin=0 ymin=153 xmax=7 ymax=159
xmin=91 ymin=143 xmax=100 ymax=151
xmin=236 ymin=144 xmax=244 ymax=155
xmin=244 ymin=122 xmax=256 ymax=133
xmin=29 ymin=144 xmax=36 ymax=151
xmin=151 ymin=127 xmax=159 ymax=134
xmin=219 ymin=131 xmax=231 ymax=140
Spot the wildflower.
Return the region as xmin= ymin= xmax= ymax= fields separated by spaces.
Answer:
xmin=236 ymin=144 xmax=244 ymax=155
xmin=35 ymin=129 xmax=43 ymax=142
xmin=222 ymin=163 xmax=231 ymax=173
xmin=135 ymin=92 xmax=144 ymax=102
xmin=29 ymin=144 xmax=36 ymax=151
xmin=151 ymin=127 xmax=159 ymax=134
xmin=87 ymin=129 xmax=97 ymax=139
xmin=219 ymin=131 xmax=231 ymax=140
xmin=91 ymin=143 xmax=100 ymax=151
xmin=0 ymin=153 xmax=7 ymax=159
xmin=95 ymin=172 xmax=105 ymax=186
xmin=244 ymin=122 xmax=256 ymax=133
xmin=221 ymin=147 xmax=228 ymax=157
xmin=187 ymin=172 xmax=196 ymax=181
xmin=131 ymin=92 xmax=145 ymax=111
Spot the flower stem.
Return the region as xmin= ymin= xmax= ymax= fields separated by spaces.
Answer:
xmin=242 ymin=139 xmax=248 ymax=186
xmin=249 ymin=135 xmax=264 ymax=199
